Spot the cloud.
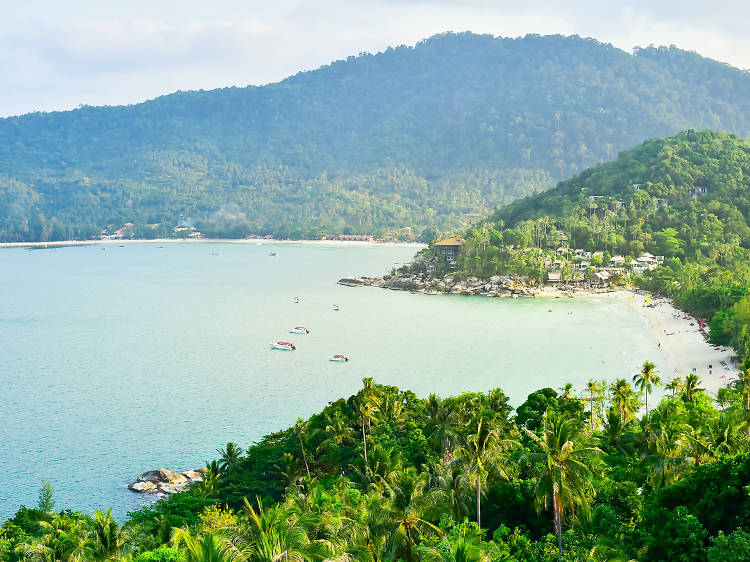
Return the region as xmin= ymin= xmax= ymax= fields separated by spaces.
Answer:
xmin=0 ymin=0 xmax=748 ymax=117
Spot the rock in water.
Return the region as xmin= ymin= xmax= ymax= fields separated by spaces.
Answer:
xmin=138 ymin=468 xmax=188 ymax=487
xmin=128 ymin=481 xmax=157 ymax=493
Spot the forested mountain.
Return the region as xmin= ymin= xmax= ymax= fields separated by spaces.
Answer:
xmin=451 ymin=130 xmax=750 ymax=353
xmin=2 ymin=32 xmax=750 ymax=241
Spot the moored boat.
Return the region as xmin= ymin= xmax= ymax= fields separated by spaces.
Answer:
xmin=329 ymin=354 xmax=349 ymax=362
xmin=289 ymin=327 xmax=309 ymax=334
xmin=269 ymin=251 xmax=279 ymax=257
xmin=271 ymin=341 xmax=296 ymax=350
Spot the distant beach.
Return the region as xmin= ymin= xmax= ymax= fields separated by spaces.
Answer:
xmin=0 ymin=238 xmax=427 ymax=249
xmin=605 ymin=290 xmax=737 ymax=396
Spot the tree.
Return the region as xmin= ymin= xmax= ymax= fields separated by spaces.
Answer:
xmin=294 ymin=418 xmax=311 ymax=478
xmin=88 ymin=509 xmax=124 ymax=560
xmin=610 ymin=379 xmax=639 ymax=422
xmin=171 ymin=528 xmax=237 ymax=562
xmin=585 ymin=380 xmax=602 ymax=429
xmin=217 ymin=442 xmax=242 ymax=474
xmin=454 ymin=416 xmax=517 ymax=528
xmin=357 ymin=378 xmax=381 ymax=464
xmin=683 ymin=374 xmax=704 ymax=404
xmin=521 ymin=409 xmax=602 ymax=554
xmin=37 ymin=480 xmax=55 ymax=514
xmin=665 ymin=377 xmax=683 ymax=398
xmin=633 ymin=361 xmax=662 ymax=416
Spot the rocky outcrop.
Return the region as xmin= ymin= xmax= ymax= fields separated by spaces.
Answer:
xmin=338 ymin=273 xmax=538 ymax=298
xmin=128 ymin=468 xmax=204 ymax=494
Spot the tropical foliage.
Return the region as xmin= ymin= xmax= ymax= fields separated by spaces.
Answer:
xmin=4 ymin=370 xmax=750 ymax=561
xmin=3 ymin=34 xmax=750 ymax=241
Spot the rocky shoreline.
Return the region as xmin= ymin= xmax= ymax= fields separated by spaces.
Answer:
xmin=127 ymin=468 xmax=206 ymax=495
xmin=339 ymin=273 xmax=540 ymax=297
xmin=338 ymin=273 xmax=618 ymax=298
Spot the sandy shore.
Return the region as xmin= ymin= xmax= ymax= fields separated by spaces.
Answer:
xmin=604 ymin=290 xmax=738 ymax=396
xmin=0 ymin=238 xmax=426 ymax=249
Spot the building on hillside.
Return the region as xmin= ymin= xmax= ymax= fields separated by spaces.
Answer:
xmin=547 ymin=271 xmax=561 ymax=284
xmin=433 ymin=235 xmax=462 ymax=264
xmin=609 ymin=255 xmax=625 ymax=266
xmin=592 ymin=271 xmax=610 ymax=287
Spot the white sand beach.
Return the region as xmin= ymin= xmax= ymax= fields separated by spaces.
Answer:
xmin=0 ymin=238 xmax=426 ymax=249
xmin=607 ymin=290 xmax=739 ymax=397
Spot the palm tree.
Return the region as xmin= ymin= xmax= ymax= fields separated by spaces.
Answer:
xmin=454 ymin=416 xmax=517 ymax=528
xmin=665 ymin=377 xmax=683 ymax=398
xmin=731 ymin=363 xmax=750 ymax=410
xmin=585 ymin=380 xmax=602 ymax=429
xmin=217 ymin=442 xmax=242 ymax=474
xmin=238 ymin=498 xmax=313 ymax=562
xmin=433 ymin=463 xmax=472 ymax=523
xmin=357 ymin=378 xmax=381 ymax=464
xmin=420 ymin=532 xmax=483 ymax=562
xmin=172 ymin=528 xmax=237 ymax=562
xmin=610 ymin=378 xmax=638 ymax=422
xmin=683 ymin=374 xmax=704 ymax=403
xmin=633 ymin=361 xmax=662 ymax=416
xmin=88 ymin=509 xmax=124 ymax=560
xmin=425 ymin=394 xmax=456 ymax=461
xmin=382 ymin=467 xmax=443 ymax=561
xmin=521 ymin=409 xmax=602 ymax=554
xmin=294 ymin=418 xmax=311 ymax=477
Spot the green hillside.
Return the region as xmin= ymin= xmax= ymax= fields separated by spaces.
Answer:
xmin=2 ymin=33 xmax=750 ymax=241
xmin=450 ymin=130 xmax=750 ymax=353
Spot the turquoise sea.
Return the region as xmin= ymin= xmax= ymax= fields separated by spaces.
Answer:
xmin=0 ymin=242 xmax=665 ymax=519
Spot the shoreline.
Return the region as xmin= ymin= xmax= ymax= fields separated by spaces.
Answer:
xmin=602 ymin=290 xmax=737 ymax=397
xmin=0 ymin=238 xmax=427 ymax=249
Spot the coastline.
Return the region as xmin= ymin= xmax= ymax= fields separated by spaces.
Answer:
xmin=0 ymin=238 xmax=427 ymax=249
xmin=602 ymin=290 xmax=737 ymax=397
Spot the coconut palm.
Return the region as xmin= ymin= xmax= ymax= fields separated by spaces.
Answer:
xmin=610 ymin=379 xmax=639 ymax=422
xmin=420 ymin=532 xmax=484 ymax=562
xmin=381 ymin=467 xmax=443 ymax=562
xmin=238 ymin=498 xmax=313 ymax=562
xmin=15 ymin=516 xmax=87 ymax=562
xmin=357 ymin=378 xmax=382 ymax=464
xmin=521 ymin=409 xmax=602 ymax=554
xmin=88 ymin=509 xmax=124 ymax=561
xmin=585 ymin=380 xmax=602 ymax=429
xmin=665 ymin=376 xmax=683 ymax=398
xmin=683 ymin=374 xmax=704 ymax=403
xmin=172 ymin=528 xmax=238 ymax=562
xmin=454 ymin=416 xmax=517 ymax=528
xmin=633 ymin=361 xmax=662 ymax=416
xmin=425 ymin=394 xmax=457 ymax=460
xmin=217 ymin=442 xmax=242 ymax=474
xmin=433 ymin=463 xmax=472 ymax=523
xmin=642 ymin=426 xmax=689 ymax=488
xmin=294 ymin=418 xmax=311 ymax=477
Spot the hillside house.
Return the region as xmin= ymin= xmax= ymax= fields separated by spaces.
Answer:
xmin=609 ymin=255 xmax=625 ymax=266
xmin=433 ymin=235 xmax=462 ymax=265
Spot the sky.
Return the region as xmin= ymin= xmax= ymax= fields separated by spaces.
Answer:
xmin=2 ymin=0 xmax=749 ymax=118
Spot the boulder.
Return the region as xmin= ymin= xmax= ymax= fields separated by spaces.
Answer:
xmin=138 ymin=468 xmax=188 ymax=487
xmin=128 ymin=481 xmax=157 ymax=493
xmin=182 ymin=470 xmax=203 ymax=482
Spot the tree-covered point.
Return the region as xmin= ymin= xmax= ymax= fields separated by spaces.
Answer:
xmin=437 ymin=130 xmax=750 ymax=355
xmin=3 ymin=33 xmax=750 ymax=241
xmin=4 ymin=364 xmax=750 ymax=561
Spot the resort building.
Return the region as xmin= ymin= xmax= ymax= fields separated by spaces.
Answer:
xmin=433 ymin=235 xmax=463 ymax=264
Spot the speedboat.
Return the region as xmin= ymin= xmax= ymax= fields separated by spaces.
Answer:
xmin=329 ymin=354 xmax=349 ymax=362
xmin=269 ymin=251 xmax=279 ymax=257
xmin=333 ymin=304 xmax=340 ymax=311
xmin=294 ymin=297 xmax=300 ymax=303
xmin=271 ymin=341 xmax=296 ymax=350
xmin=289 ymin=327 xmax=309 ymax=334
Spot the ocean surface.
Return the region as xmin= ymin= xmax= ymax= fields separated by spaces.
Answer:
xmin=0 ymin=242 xmax=666 ymax=519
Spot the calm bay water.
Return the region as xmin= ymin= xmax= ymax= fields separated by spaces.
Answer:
xmin=0 ymin=242 xmax=665 ymax=518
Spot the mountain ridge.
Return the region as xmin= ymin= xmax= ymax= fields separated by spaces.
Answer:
xmin=1 ymin=32 xmax=750 ymax=241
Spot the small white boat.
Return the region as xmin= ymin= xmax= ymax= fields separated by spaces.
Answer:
xmin=269 ymin=251 xmax=279 ymax=257
xmin=329 ymin=354 xmax=349 ymax=362
xmin=289 ymin=327 xmax=309 ymax=334
xmin=333 ymin=304 xmax=340 ymax=311
xmin=271 ymin=341 xmax=296 ymax=350
xmin=294 ymin=297 xmax=300 ymax=303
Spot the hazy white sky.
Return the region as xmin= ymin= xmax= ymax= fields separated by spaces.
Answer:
xmin=2 ymin=0 xmax=749 ymax=117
